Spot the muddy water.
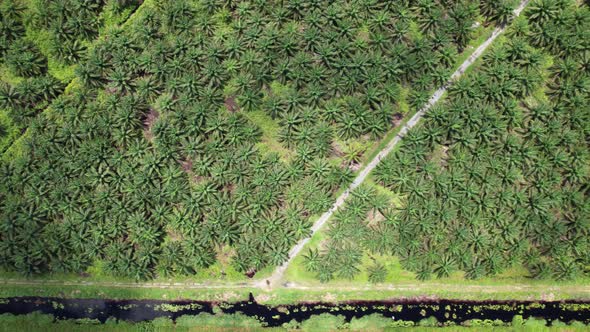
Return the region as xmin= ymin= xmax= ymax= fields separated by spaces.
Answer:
xmin=1 ymin=294 xmax=589 ymax=327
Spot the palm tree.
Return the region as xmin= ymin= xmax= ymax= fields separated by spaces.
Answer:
xmin=337 ymin=113 xmax=363 ymax=140
xmin=415 ymin=264 xmax=432 ymax=281
xmin=342 ymin=141 xmax=367 ymax=166
xmin=367 ymin=262 xmax=387 ymax=283
xmin=77 ymin=61 xmax=106 ymax=88
xmin=5 ymin=40 xmax=47 ymax=77
xmin=448 ymin=2 xmax=477 ymax=51
xmin=335 ymin=248 xmax=362 ymax=280
xmin=417 ymin=7 xmax=443 ymax=34
xmin=294 ymin=144 xmax=314 ymax=166
xmin=434 ymin=254 xmax=456 ymax=279
xmin=237 ymin=89 xmax=262 ymax=113
xmin=263 ymin=94 xmax=286 ymax=120
xmin=52 ymin=38 xmax=86 ymax=65
xmin=527 ymin=0 xmax=561 ymax=26
xmin=266 ymin=244 xmax=289 ymax=267
xmin=0 ymin=82 xmax=20 ymax=109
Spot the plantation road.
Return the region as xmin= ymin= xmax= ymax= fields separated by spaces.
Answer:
xmin=265 ymin=0 xmax=532 ymax=289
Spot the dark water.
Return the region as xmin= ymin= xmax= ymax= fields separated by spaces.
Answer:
xmin=1 ymin=294 xmax=589 ymax=327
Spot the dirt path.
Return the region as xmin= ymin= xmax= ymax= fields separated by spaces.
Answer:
xmin=2 ymin=278 xmax=589 ymax=298
xmin=265 ymin=0 xmax=532 ymax=288
xmin=0 ymin=279 xmax=254 ymax=289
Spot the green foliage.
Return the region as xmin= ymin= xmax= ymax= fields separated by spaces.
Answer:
xmin=287 ymin=0 xmax=590 ymax=286
xmin=336 ymin=1 xmax=590 ymax=283
xmin=28 ymin=0 xmax=139 ymax=66
xmin=524 ymin=317 xmax=548 ymax=327
xmin=1 ymin=309 xmax=589 ymax=332
xmin=4 ymin=40 xmax=47 ymax=77
xmin=463 ymin=319 xmax=505 ymax=327
xmin=0 ymin=0 xmax=26 ymax=55
xmin=1 ymin=0 xmax=587 ymax=292
xmin=418 ymin=316 xmax=439 ymax=327
xmin=1 ymin=0 xmax=412 ymax=279
xmin=175 ymin=313 xmax=263 ymax=328
xmin=151 ymin=317 xmax=174 ymax=329
xmin=300 ymin=313 xmax=346 ymax=331
xmin=303 ymin=248 xmax=320 ymax=272
xmin=0 ymin=0 xmax=140 ymax=154
xmin=512 ymin=314 xmax=525 ymax=326
xmin=480 ymin=0 xmax=518 ymax=25
xmin=0 ymin=312 xmax=54 ymax=332
xmin=0 ymin=110 xmax=17 ymax=151
xmin=367 ymin=262 xmax=388 ymax=284
xmin=348 ymin=313 xmax=397 ymax=330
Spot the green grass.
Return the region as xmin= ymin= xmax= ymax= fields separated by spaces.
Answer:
xmin=244 ymin=110 xmax=293 ymax=161
xmin=289 ymin=240 xmax=590 ymax=289
xmin=0 ymin=66 xmax=24 ymax=85
xmin=1 ymin=280 xmax=589 ymax=304
xmin=0 ymin=312 xmax=285 ymax=332
xmin=286 ymin=247 xmax=590 ymax=286
xmin=0 ymin=281 xmax=256 ymax=302
xmin=269 ymin=287 xmax=590 ymax=304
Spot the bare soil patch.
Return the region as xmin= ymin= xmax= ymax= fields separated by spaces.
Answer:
xmin=392 ymin=113 xmax=404 ymax=127
xmin=166 ymin=227 xmax=183 ymax=241
xmin=331 ymin=141 xmax=345 ymax=158
xmin=225 ymin=96 xmax=238 ymax=113
xmin=322 ymin=293 xmax=337 ymax=302
xmin=347 ymin=162 xmax=362 ymax=172
xmin=179 ymin=158 xmax=193 ymax=173
xmin=142 ymin=108 xmax=159 ymax=142
xmin=366 ymin=209 xmax=385 ymax=228
xmin=431 ymin=144 xmax=450 ymax=168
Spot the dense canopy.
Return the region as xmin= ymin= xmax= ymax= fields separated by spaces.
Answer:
xmin=306 ymin=0 xmax=590 ymax=282
xmin=0 ymin=0 xmax=588 ymax=285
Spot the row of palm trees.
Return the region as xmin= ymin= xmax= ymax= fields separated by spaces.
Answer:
xmin=0 ymin=93 xmax=349 ymax=278
xmin=0 ymin=0 xmax=138 ymax=147
xmin=0 ymin=0 xmax=25 ymax=56
xmin=76 ymin=0 xmax=487 ymax=147
xmin=303 ymin=0 xmax=589 ymax=283
xmin=0 ymin=2 xmax=51 ymax=137
xmin=31 ymin=0 xmax=139 ymax=64
xmin=370 ymin=1 xmax=588 ymax=281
